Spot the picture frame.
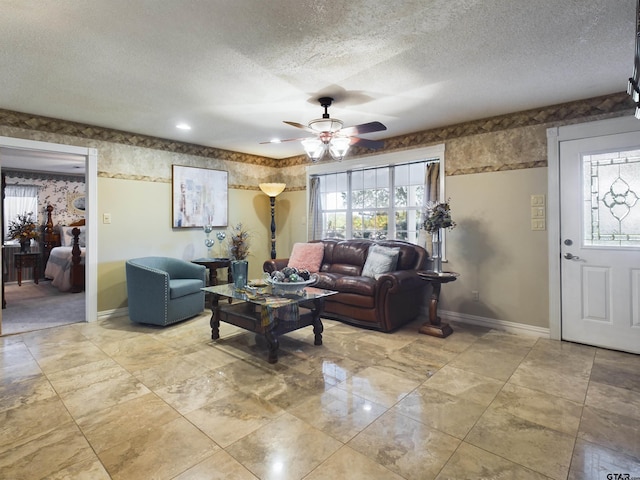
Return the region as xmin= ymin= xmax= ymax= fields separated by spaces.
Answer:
xmin=67 ymin=193 xmax=86 ymax=216
xmin=172 ymin=165 xmax=228 ymax=228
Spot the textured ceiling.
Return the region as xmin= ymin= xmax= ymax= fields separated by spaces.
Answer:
xmin=0 ymin=0 xmax=636 ymax=162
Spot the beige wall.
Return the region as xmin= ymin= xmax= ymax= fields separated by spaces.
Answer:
xmin=443 ymin=167 xmax=549 ymax=328
xmin=97 ymin=177 xmax=279 ymax=311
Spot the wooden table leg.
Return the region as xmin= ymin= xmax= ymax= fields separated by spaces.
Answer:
xmin=210 ymin=294 xmax=220 ymax=340
xmin=311 ymin=298 xmax=324 ymax=346
xmin=419 ymin=281 xmax=453 ymax=338
xmin=265 ymin=327 xmax=279 ymax=364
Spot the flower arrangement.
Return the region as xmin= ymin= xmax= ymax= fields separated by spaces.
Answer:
xmin=228 ymin=223 xmax=251 ymax=260
xmin=423 ymin=200 xmax=456 ymax=234
xmin=8 ymin=212 xmax=39 ymax=241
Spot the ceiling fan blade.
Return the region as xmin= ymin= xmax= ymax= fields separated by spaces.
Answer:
xmin=283 ymin=121 xmax=316 ymax=134
xmin=350 ymin=136 xmax=385 ymax=150
xmin=260 ymin=136 xmax=312 ymax=144
xmin=340 ymin=121 xmax=387 ymax=137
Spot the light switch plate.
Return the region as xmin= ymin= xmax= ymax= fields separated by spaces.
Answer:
xmin=531 ymin=219 xmax=546 ymax=231
xmin=531 ymin=194 xmax=545 ymax=206
xmin=531 ymin=207 xmax=545 ymax=218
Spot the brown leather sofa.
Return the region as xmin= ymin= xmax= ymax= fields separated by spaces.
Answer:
xmin=263 ymin=239 xmax=429 ymax=332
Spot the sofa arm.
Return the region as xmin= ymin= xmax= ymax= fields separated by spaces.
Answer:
xmin=126 ymin=261 xmax=172 ymax=323
xmin=166 ymin=258 xmax=206 ymax=281
xmin=126 ymin=261 xmax=171 ymax=293
xmin=263 ymin=258 xmax=289 ymax=273
xmin=375 ymin=269 xmax=428 ymax=331
xmin=375 ymin=269 xmax=425 ymax=292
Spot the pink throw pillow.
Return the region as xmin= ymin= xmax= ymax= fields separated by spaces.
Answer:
xmin=287 ymin=242 xmax=324 ymax=273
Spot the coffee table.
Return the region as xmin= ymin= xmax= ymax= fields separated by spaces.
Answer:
xmin=202 ymin=283 xmax=337 ymax=363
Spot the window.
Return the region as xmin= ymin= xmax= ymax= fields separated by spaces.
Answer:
xmin=307 ymin=145 xmax=444 ymax=245
xmin=4 ymin=185 xmax=39 ymax=242
xmin=582 ymin=147 xmax=640 ymax=247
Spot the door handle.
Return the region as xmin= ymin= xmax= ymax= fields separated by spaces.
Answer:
xmin=564 ymin=253 xmax=580 ymax=260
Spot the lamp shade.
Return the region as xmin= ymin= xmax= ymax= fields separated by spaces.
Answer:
xmin=302 ymin=137 xmax=327 ymax=162
xmin=329 ymin=136 xmax=351 ymax=161
xmin=259 ymin=182 xmax=286 ymax=197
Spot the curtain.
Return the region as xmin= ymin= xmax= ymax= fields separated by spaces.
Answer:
xmin=425 ymin=161 xmax=440 ymax=205
xmin=422 ymin=162 xmax=440 ymax=254
xmin=4 ymin=185 xmax=39 ymax=241
xmin=308 ymin=176 xmax=322 ymax=240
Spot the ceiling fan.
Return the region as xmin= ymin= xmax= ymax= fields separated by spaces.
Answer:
xmin=262 ymin=97 xmax=387 ymax=161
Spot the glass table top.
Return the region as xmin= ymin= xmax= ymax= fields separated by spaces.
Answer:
xmin=202 ymin=283 xmax=337 ymax=306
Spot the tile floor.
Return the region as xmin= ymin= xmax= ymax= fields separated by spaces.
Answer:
xmin=1 ymin=313 xmax=639 ymax=480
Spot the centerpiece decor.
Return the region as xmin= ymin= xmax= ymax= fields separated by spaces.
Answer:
xmin=228 ymin=223 xmax=250 ymax=288
xmin=264 ymin=267 xmax=316 ymax=295
xmin=423 ymin=200 xmax=456 ymax=273
xmin=9 ymin=212 xmax=39 ymax=253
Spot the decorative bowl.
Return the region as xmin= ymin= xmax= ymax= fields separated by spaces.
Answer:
xmin=264 ymin=274 xmax=317 ymax=294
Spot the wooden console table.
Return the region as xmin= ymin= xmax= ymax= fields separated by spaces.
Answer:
xmin=417 ymin=271 xmax=459 ymax=338
xmin=14 ymin=252 xmax=40 ymax=286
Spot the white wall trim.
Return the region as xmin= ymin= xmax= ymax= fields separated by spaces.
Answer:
xmin=440 ymin=310 xmax=551 ymax=338
xmin=103 ymin=305 xmax=551 ymax=338
xmin=0 ymin=136 xmax=98 ymax=323
xmin=98 ymin=307 xmax=129 ymax=320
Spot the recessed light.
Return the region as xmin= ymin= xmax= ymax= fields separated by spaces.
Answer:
xmin=271 ymin=138 xmax=281 ymax=143
xmin=176 ymin=123 xmax=191 ymax=130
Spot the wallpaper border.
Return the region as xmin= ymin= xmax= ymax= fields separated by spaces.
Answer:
xmin=1 ymin=92 xmax=634 ymax=174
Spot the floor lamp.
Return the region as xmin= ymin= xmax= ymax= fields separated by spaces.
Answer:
xmin=259 ymin=183 xmax=286 ymax=259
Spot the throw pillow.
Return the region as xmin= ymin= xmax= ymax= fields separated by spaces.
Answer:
xmin=287 ymin=242 xmax=325 ymax=273
xmin=362 ymin=245 xmax=400 ymax=279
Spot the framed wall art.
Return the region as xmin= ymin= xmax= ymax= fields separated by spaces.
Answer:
xmin=172 ymin=165 xmax=228 ymax=228
xmin=67 ymin=192 xmax=86 ymax=216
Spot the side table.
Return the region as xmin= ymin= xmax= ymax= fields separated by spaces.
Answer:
xmin=417 ymin=271 xmax=459 ymax=338
xmin=192 ymin=258 xmax=232 ymax=309
xmin=191 ymin=258 xmax=232 ymax=286
xmin=15 ymin=252 xmax=40 ymax=286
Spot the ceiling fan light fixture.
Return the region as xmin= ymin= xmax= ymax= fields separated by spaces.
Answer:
xmin=309 ymin=118 xmax=343 ymax=133
xmin=302 ymin=137 xmax=326 ymax=162
xmin=329 ymin=136 xmax=350 ymax=161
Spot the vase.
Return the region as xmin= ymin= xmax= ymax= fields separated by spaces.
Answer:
xmin=19 ymin=239 xmax=31 ymax=253
xmin=231 ymin=260 xmax=248 ymax=289
xmin=431 ymin=230 xmax=442 ymax=273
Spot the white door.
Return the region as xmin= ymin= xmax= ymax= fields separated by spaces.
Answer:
xmin=560 ymin=131 xmax=640 ymax=354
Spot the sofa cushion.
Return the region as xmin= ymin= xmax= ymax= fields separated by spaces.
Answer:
xmin=169 ymin=278 xmax=203 ymax=299
xmin=362 ymin=245 xmax=400 ymax=279
xmin=314 ymin=272 xmax=340 ymax=290
xmin=334 ymin=275 xmax=376 ymax=296
xmin=288 ymin=242 xmax=325 ymax=272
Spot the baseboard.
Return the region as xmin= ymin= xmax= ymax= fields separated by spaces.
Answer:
xmin=439 ymin=309 xmax=550 ymax=338
xmin=98 ymin=307 xmax=550 ymax=338
xmin=97 ymin=307 xmax=129 ymax=320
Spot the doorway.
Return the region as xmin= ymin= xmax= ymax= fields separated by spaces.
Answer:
xmin=548 ymin=116 xmax=640 ymax=354
xmin=0 ymin=136 xmax=98 ymax=335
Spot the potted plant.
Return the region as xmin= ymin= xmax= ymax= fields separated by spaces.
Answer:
xmin=8 ymin=212 xmax=40 ymax=253
xmin=227 ymin=223 xmax=250 ymax=288
xmin=422 ymin=200 xmax=455 ymax=273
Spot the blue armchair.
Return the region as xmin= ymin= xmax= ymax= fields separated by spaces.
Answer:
xmin=125 ymin=257 xmax=206 ymax=326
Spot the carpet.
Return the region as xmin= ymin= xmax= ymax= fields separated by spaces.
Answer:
xmin=1 ymin=280 xmax=85 ymax=336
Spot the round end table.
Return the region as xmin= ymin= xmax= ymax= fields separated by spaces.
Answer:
xmin=417 ymin=271 xmax=459 ymax=338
